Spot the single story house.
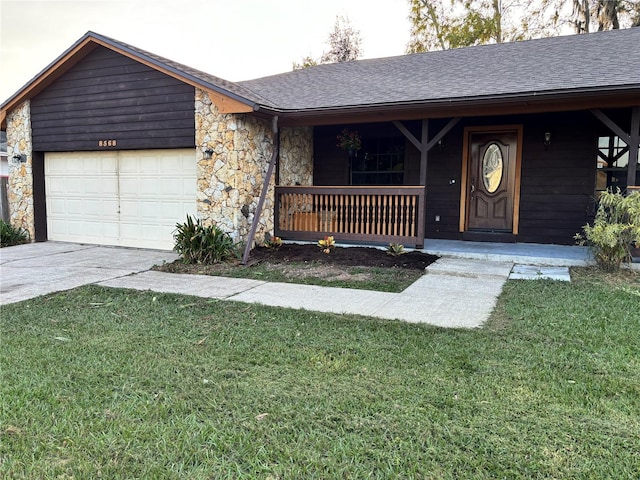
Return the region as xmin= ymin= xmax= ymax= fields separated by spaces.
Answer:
xmin=1 ymin=29 xmax=638 ymax=253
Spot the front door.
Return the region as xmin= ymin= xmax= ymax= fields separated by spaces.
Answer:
xmin=464 ymin=127 xmax=521 ymax=233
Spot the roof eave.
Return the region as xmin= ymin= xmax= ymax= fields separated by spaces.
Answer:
xmin=270 ymin=86 xmax=640 ymax=126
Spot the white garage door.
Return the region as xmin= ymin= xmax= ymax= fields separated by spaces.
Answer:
xmin=45 ymin=149 xmax=197 ymax=250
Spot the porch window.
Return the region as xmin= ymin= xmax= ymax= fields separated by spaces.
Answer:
xmin=351 ymin=137 xmax=405 ymax=185
xmin=596 ymin=135 xmax=639 ymax=196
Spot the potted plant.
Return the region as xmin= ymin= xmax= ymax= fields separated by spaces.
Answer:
xmin=336 ymin=128 xmax=361 ymax=157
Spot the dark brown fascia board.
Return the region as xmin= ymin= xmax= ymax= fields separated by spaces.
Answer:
xmin=1 ymin=31 xmax=258 ymax=129
xmin=267 ymin=87 xmax=640 ymax=127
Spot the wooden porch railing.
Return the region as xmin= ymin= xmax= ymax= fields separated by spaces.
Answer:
xmin=275 ymin=186 xmax=425 ymax=246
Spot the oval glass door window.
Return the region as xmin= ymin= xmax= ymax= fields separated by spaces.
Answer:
xmin=482 ymin=143 xmax=503 ymax=193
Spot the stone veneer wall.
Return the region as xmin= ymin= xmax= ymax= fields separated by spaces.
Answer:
xmin=279 ymin=127 xmax=313 ymax=187
xmin=6 ymin=100 xmax=34 ymax=239
xmin=194 ymin=88 xmax=313 ymax=245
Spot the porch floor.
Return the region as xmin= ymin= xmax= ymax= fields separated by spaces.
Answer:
xmin=421 ymin=239 xmax=591 ymax=267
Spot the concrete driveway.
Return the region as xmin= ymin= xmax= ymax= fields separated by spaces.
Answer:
xmin=0 ymin=242 xmax=179 ymax=305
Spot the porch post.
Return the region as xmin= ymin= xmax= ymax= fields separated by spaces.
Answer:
xmin=420 ymin=120 xmax=428 ymax=187
xmin=392 ymin=117 xmax=461 ymax=248
xmin=242 ymin=115 xmax=279 ymax=265
xmin=628 ymin=106 xmax=639 ymax=188
xmin=416 ymin=119 xmax=428 ymax=248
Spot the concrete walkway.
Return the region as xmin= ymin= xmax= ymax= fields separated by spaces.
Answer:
xmin=97 ymin=257 xmax=513 ymax=328
xmin=0 ymin=240 xmax=593 ymax=328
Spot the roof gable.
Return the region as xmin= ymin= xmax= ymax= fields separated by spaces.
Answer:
xmin=1 ymin=31 xmax=265 ymax=128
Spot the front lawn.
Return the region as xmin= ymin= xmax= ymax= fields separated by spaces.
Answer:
xmin=1 ymin=269 xmax=639 ymax=478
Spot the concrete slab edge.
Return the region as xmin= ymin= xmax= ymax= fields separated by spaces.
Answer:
xmin=423 ymin=250 xmax=592 ymax=267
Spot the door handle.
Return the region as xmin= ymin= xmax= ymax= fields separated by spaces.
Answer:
xmin=470 ymin=178 xmax=475 ymax=197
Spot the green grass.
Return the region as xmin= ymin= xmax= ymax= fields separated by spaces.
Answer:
xmin=1 ymin=269 xmax=639 ymax=478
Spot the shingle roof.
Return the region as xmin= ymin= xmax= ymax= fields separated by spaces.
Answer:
xmin=2 ymin=28 xmax=638 ymax=122
xmin=239 ymin=27 xmax=640 ymax=112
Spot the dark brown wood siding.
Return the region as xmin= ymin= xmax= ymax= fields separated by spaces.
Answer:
xmin=422 ymin=113 xmax=599 ymax=245
xmin=516 ymin=112 xmax=598 ymax=244
xmin=423 ymin=120 xmax=465 ymax=240
xmin=31 ymin=46 xmax=195 ymax=152
xmin=31 ymin=151 xmax=47 ymax=242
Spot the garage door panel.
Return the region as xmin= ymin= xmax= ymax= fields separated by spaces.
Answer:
xmin=161 ymin=202 xmax=188 ymax=219
xmin=140 ymin=178 xmax=162 ymax=197
xmin=82 ymin=199 xmax=119 ymax=217
xmin=46 ymin=149 xmax=196 ymax=250
xmin=156 ymin=179 xmax=186 ymax=197
xmin=46 ymin=177 xmax=70 ymax=195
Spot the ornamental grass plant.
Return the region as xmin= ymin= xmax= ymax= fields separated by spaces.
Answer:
xmin=173 ymin=215 xmax=236 ymax=264
xmin=576 ymin=189 xmax=640 ymax=271
xmin=0 ymin=219 xmax=29 ymax=247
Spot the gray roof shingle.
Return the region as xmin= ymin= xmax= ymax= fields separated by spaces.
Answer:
xmin=238 ymin=27 xmax=640 ymax=112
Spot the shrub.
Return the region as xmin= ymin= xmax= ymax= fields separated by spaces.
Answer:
xmin=0 ymin=220 xmax=30 ymax=247
xmin=318 ymin=236 xmax=335 ymax=254
xmin=173 ymin=215 xmax=235 ymax=264
xmin=575 ymin=189 xmax=640 ymax=272
xmin=264 ymin=235 xmax=283 ymax=249
xmin=386 ymin=243 xmax=406 ymax=256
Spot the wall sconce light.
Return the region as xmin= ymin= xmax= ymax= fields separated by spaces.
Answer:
xmin=203 ymin=148 xmax=214 ymax=159
xmin=12 ymin=153 xmax=25 ymax=163
xmin=437 ymin=137 xmax=445 ymax=150
xmin=544 ymin=131 xmax=551 ymax=150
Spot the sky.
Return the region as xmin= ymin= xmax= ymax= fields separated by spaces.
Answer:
xmin=0 ymin=0 xmax=412 ymax=102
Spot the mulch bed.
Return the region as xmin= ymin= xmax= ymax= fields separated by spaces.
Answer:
xmin=249 ymin=243 xmax=438 ymax=270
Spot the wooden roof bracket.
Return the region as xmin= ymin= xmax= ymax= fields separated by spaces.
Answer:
xmin=392 ymin=118 xmax=459 ymax=247
xmin=393 ymin=117 xmax=461 ymax=154
xmin=592 ymin=107 xmax=640 ymax=187
xmin=242 ymin=115 xmax=279 ymax=264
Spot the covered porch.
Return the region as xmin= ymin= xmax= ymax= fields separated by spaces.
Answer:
xmin=266 ymin=105 xmax=639 ymax=250
xmin=238 ymin=28 xmax=639 ymax=261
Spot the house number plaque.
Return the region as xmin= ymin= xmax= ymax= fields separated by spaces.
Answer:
xmin=98 ymin=139 xmax=117 ymax=147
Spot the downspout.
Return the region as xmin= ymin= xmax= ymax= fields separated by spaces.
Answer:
xmin=241 ymin=115 xmax=279 ymax=265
